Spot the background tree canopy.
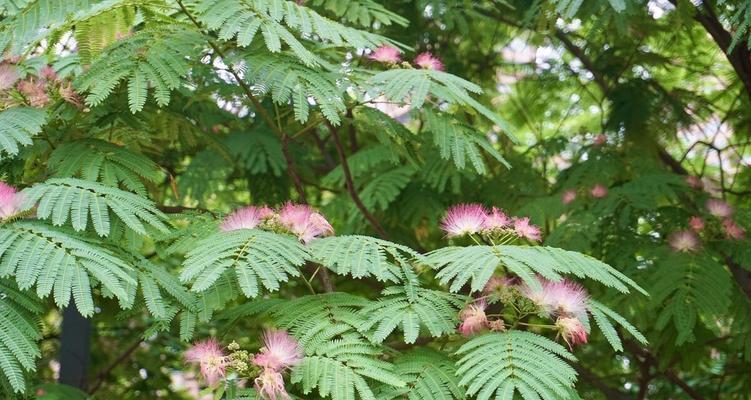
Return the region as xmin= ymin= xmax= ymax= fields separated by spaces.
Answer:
xmin=1 ymin=0 xmax=750 ymax=399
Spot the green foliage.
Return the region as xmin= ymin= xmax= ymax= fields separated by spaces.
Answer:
xmin=0 ymin=107 xmax=47 ymax=159
xmin=377 ymin=349 xmax=465 ymax=400
xmin=0 ymin=221 xmax=134 ymax=316
xmin=587 ymin=299 xmax=647 ymax=351
xmin=423 ymin=109 xmax=509 ymax=173
xmin=194 ymin=0 xmax=391 ymax=67
xmin=360 ymin=281 xmax=464 ymax=343
xmin=368 ymin=69 xmax=515 ymax=136
xmin=4 ymin=0 xmax=749 ymax=398
xmin=651 ymin=252 xmax=732 ymax=344
xmin=456 ymin=331 xmax=578 ymax=400
xmin=427 ymin=244 xmax=646 ymax=294
xmin=48 ymin=139 xmax=164 ymax=195
xmin=74 ymin=26 xmax=201 ymax=112
xmin=0 ymin=0 xmax=91 ymax=53
xmin=309 ymin=0 xmax=409 ymax=27
xmin=242 ymin=53 xmax=346 ymax=123
xmin=180 ymin=229 xmax=307 ymax=297
xmin=0 ymin=279 xmax=42 ymax=394
xmin=309 ymin=235 xmax=422 ymax=282
xmin=20 ymin=178 xmax=169 ymax=236
xmin=265 ymin=294 xmax=407 ymax=400
xmin=73 ymin=3 xmax=135 ymax=64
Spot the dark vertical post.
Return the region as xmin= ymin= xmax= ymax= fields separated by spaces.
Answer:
xmin=58 ymin=307 xmax=91 ymax=389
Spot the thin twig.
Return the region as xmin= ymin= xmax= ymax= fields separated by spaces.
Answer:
xmin=175 ymin=0 xmax=307 ymax=202
xmin=326 ymin=121 xmax=389 ymax=239
xmin=87 ymin=339 xmax=143 ymax=395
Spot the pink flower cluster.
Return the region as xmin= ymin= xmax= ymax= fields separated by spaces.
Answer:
xmin=0 ymin=181 xmax=23 ymax=221
xmin=667 ymin=199 xmax=746 ymax=252
xmin=704 ymin=199 xmax=745 ymax=241
xmin=458 ymin=275 xmax=590 ymax=348
xmin=555 ymin=317 xmax=588 ymax=347
xmin=1 ymin=56 xmax=83 ymax=108
xmin=521 ymin=277 xmax=589 ymax=320
xmin=667 ymin=230 xmax=700 ymax=253
xmin=252 ymin=330 xmax=303 ymax=400
xmin=368 ymin=45 xmax=444 ymax=71
xmin=185 ymin=330 xmax=302 ymax=399
xmin=220 ymin=202 xmax=334 ymax=243
xmin=184 ymin=339 xmax=227 ymax=386
xmin=560 ymin=184 xmax=609 ymax=206
xmin=458 ymin=300 xmax=489 ymax=336
xmin=521 ymin=277 xmax=589 ymax=348
xmin=440 ymin=204 xmax=542 ymax=242
xmin=590 ymin=184 xmax=608 ymax=198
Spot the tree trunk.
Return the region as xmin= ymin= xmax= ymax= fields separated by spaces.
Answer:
xmin=57 ymin=307 xmax=91 ymax=389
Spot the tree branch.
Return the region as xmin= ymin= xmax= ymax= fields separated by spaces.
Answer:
xmin=571 ymin=364 xmax=632 ymax=400
xmin=175 ymin=0 xmax=307 ymax=203
xmin=667 ymin=0 xmax=751 ymax=100
xmin=87 ymin=339 xmax=142 ymax=395
xmin=326 ymin=121 xmax=389 ymax=239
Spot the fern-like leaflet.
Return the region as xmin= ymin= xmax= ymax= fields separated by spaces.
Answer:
xmin=180 ymin=229 xmax=307 ymax=298
xmin=48 ymin=139 xmax=164 ymax=195
xmin=0 ymin=221 xmax=135 ymax=316
xmin=308 ymin=235 xmax=423 ymax=282
xmin=360 ymin=265 xmax=464 ymax=343
xmin=263 ymin=293 xmax=407 ymax=400
xmin=423 ymin=109 xmax=510 ymax=173
xmin=426 ymin=244 xmax=646 ymax=295
xmin=308 ymin=0 xmax=409 ymax=27
xmin=651 ymin=251 xmax=732 ymax=344
xmin=367 ymin=69 xmax=515 ymax=138
xmin=242 ymin=53 xmax=346 ymax=124
xmin=20 ymin=178 xmax=169 ymax=236
xmin=74 ymin=26 xmax=201 ymax=112
xmin=377 ymin=349 xmax=465 ymax=400
xmin=0 ymin=279 xmax=42 ymax=394
xmin=456 ymin=331 xmax=578 ymax=400
xmin=0 ymin=107 xmax=47 ymax=159
xmin=194 ymin=0 xmax=392 ymax=67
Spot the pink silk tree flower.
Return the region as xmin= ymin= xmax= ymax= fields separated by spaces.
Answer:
xmin=482 ymin=207 xmax=512 ymax=231
xmin=482 ymin=275 xmax=514 ymax=295
xmin=0 ymin=62 xmax=19 ymax=90
xmin=556 ymin=317 xmax=588 ymax=348
xmin=441 ymin=204 xmax=487 ymax=237
xmin=255 ymin=369 xmax=289 ymax=400
xmin=667 ymin=230 xmax=700 ymax=253
xmin=278 ymin=203 xmax=334 ymax=243
xmin=369 ymin=45 xmax=401 ymax=64
xmin=561 ymin=189 xmax=577 ymax=205
xmin=220 ymin=205 xmax=273 ymax=232
xmin=414 ymin=52 xmax=444 ymax=71
xmin=17 ymin=80 xmax=49 ymax=107
xmin=590 ymin=184 xmax=608 ymax=198
xmin=39 ymin=65 xmax=58 ymax=81
xmin=685 ymin=175 xmax=703 ymax=190
xmin=513 ymin=217 xmax=542 ymax=242
xmin=722 ymin=219 xmax=746 ymax=241
xmin=59 ymin=83 xmax=85 ymax=109
xmin=184 ymin=339 xmax=227 ymax=386
xmin=688 ymin=216 xmax=705 ymax=232
xmin=252 ymin=330 xmax=303 ymax=372
xmin=592 ymin=134 xmax=607 ymax=147
xmin=458 ymin=300 xmax=488 ymax=337
xmin=522 ymin=278 xmax=589 ymax=319
xmin=706 ymin=199 xmax=734 ymax=218
xmin=0 ymin=181 xmax=23 ymax=220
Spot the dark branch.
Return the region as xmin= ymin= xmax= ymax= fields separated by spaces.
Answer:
xmin=326 ymin=121 xmax=389 ymax=239
xmin=87 ymin=339 xmax=142 ymax=395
